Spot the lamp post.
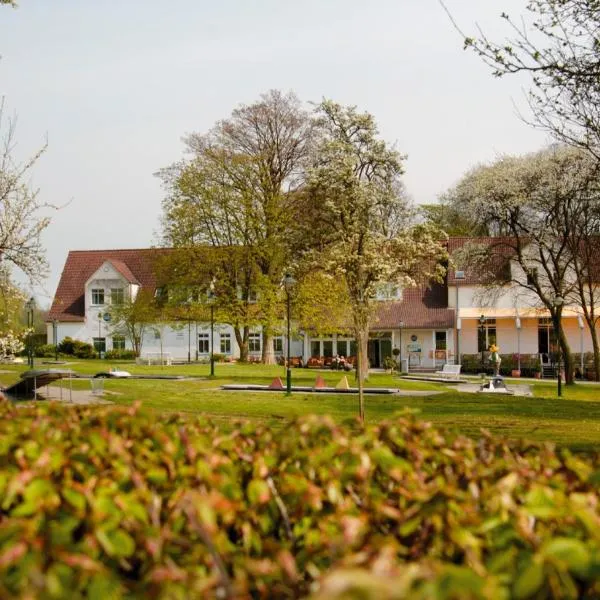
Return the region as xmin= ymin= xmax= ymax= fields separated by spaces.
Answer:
xmin=209 ymin=282 xmax=215 ymax=377
xmin=26 ymin=297 xmax=35 ymax=368
xmin=478 ymin=315 xmax=486 ymax=373
xmin=552 ymin=295 xmax=564 ymax=397
xmin=283 ymin=273 xmax=296 ymax=395
xmin=398 ymin=321 xmax=404 ymax=371
xmin=53 ymin=319 xmax=59 ymax=361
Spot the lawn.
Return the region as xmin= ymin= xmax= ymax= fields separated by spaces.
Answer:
xmin=1 ymin=359 xmax=599 ymax=450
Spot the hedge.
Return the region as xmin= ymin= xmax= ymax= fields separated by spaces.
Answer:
xmin=0 ymin=402 xmax=598 ymax=598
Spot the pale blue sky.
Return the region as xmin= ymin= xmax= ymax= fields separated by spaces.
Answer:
xmin=0 ymin=0 xmax=548 ymax=305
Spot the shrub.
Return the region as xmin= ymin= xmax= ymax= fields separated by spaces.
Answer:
xmin=104 ymin=349 xmax=136 ymax=360
xmin=382 ymin=356 xmax=396 ymax=371
xmin=73 ymin=341 xmax=96 ymax=359
xmin=34 ymin=344 xmax=58 ymax=358
xmin=57 ymin=336 xmax=75 ymax=355
xmin=58 ymin=337 xmax=97 ymax=359
xmin=0 ymin=402 xmax=598 ymax=598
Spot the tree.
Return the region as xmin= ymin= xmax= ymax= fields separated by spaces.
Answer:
xmin=157 ymin=90 xmax=314 ymax=364
xmin=305 ymin=101 xmax=447 ymax=421
xmin=0 ymin=98 xmax=50 ymax=283
xmin=454 ymin=0 xmax=600 ymax=158
xmin=108 ymin=290 xmax=156 ymax=357
xmin=420 ymin=201 xmax=489 ymax=236
xmin=446 ymin=145 xmax=599 ymax=385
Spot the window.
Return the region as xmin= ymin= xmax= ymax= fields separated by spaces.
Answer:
xmin=220 ymin=333 xmax=232 ymax=354
xmin=112 ymin=336 xmax=126 ymax=350
xmin=91 ymin=289 xmax=104 ymax=305
xmin=249 ymin=333 xmax=261 ymax=353
xmin=435 ymin=331 xmax=447 ymax=351
xmin=376 ymin=283 xmax=400 ymax=300
xmin=198 ymin=333 xmax=210 ymax=354
xmin=323 ymin=340 xmax=333 ymax=357
xmin=477 ymin=318 xmax=497 ymax=352
xmin=110 ymin=288 xmax=125 ymax=305
xmin=273 ymin=337 xmax=283 ymax=353
xmin=310 ymin=340 xmax=320 ymax=357
xmin=93 ymin=337 xmax=106 ymax=353
xmin=247 ymin=290 xmax=258 ymax=303
xmin=526 ymin=268 xmax=538 ymax=286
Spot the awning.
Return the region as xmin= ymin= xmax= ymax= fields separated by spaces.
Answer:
xmin=458 ymin=307 xmax=583 ymax=319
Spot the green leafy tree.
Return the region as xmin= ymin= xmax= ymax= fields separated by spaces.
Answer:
xmin=305 ymin=100 xmax=447 ymax=421
xmin=157 ymin=90 xmax=314 ymax=364
xmin=107 ymin=290 xmax=156 ymax=357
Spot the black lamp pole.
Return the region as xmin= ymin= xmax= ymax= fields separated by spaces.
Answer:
xmin=53 ymin=319 xmax=58 ymax=361
xmin=283 ymin=273 xmax=296 ymax=396
xmin=210 ymin=303 xmax=215 ymax=377
xmin=399 ymin=321 xmax=404 ymax=370
xmin=26 ymin=297 xmax=35 ymax=368
xmin=478 ymin=315 xmax=486 ymax=372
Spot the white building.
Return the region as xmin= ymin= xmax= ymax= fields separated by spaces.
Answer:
xmin=47 ymin=243 xmax=600 ymax=372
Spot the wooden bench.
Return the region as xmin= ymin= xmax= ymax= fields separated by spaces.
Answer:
xmin=435 ymin=364 xmax=462 ymax=379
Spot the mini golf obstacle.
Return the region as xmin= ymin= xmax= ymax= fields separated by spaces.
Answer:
xmin=222 ymin=375 xmax=399 ymax=395
xmin=3 ymin=369 xmax=77 ymax=401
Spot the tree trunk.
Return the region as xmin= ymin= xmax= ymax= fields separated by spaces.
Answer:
xmin=586 ymin=318 xmax=600 ymax=382
xmin=355 ymin=328 xmax=366 ymax=423
xmin=262 ymin=326 xmax=276 ymax=365
xmin=234 ymin=326 xmax=249 ymax=362
xmin=558 ymin=324 xmax=574 ymax=385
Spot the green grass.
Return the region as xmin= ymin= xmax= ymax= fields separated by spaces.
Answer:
xmin=2 ymin=359 xmax=600 ymax=451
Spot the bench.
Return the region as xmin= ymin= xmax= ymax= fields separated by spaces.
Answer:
xmin=435 ymin=364 xmax=462 ymax=379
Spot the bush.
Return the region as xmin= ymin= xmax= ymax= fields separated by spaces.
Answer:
xmin=382 ymin=356 xmax=396 ymax=371
xmin=57 ymin=336 xmax=75 ymax=355
xmin=58 ymin=337 xmax=97 ymax=359
xmin=73 ymin=341 xmax=96 ymax=359
xmin=104 ymin=349 xmax=136 ymax=360
xmin=0 ymin=402 xmax=598 ymax=598
xmin=34 ymin=344 xmax=58 ymax=358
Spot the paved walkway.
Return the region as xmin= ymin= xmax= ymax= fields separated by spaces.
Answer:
xmin=454 ymin=383 xmax=532 ymax=396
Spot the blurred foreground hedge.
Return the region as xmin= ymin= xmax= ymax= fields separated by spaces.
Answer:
xmin=0 ymin=401 xmax=598 ymax=599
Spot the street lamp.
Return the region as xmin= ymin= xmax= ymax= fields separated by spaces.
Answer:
xmin=53 ymin=319 xmax=59 ymax=361
xmin=25 ymin=297 xmax=35 ymax=368
xmin=552 ymin=295 xmax=564 ymax=397
xmin=398 ymin=321 xmax=404 ymax=371
xmin=478 ymin=314 xmax=486 ymax=373
xmin=283 ymin=273 xmax=296 ymax=395
xmin=209 ymin=282 xmax=216 ymax=377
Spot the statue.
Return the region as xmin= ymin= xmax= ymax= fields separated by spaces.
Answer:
xmin=489 ymin=344 xmax=501 ymax=376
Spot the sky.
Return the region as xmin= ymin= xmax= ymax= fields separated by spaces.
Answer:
xmin=0 ymin=0 xmax=549 ymax=306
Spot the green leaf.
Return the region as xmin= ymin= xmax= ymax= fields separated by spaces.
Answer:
xmin=247 ymin=479 xmax=270 ymax=505
xmin=63 ymin=488 xmax=86 ymax=512
xmin=96 ymin=528 xmax=136 ymax=558
xmin=543 ymin=537 xmax=590 ymax=578
xmin=513 ymin=560 xmax=545 ymax=599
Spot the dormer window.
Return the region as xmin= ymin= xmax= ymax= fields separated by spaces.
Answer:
xmin=376 ymin=283 xmax=401 ymax=301
xmin=91 ymin=289 xmax=105 ymax=305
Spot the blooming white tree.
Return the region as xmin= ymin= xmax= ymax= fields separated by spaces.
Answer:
xmin=305 ymin=101 xmax=447 ymax=421
xmin=0 ymin=98 xmax=50 ymax=283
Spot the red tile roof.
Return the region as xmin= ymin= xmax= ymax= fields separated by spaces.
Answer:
xmin=107 ymin=259 xmax=140 ymax=285
xmin=371 ymin=283 xmax=454 ymax=330
xmin=447 ymin=237 xmax=515 ymax=285
xmin=48 ymin=249 xmax=171 ymax=322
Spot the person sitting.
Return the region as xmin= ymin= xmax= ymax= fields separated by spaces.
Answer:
xmin=331 ymin=355 xmax=340 ymax=370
